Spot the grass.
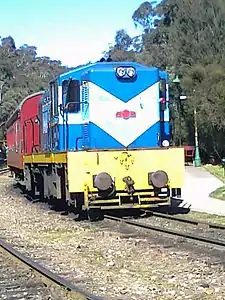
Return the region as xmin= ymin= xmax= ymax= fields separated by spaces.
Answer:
xmin=209 ymin=186 xmax=225 ymax=201
xmin=204 ymin=164 xmax=225 ymax=183
xmin=203 ymin=164 xmax=225 ymax=200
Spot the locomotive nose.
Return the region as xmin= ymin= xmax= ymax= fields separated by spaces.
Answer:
xmin=149 ymin=170 xmax=168 ymax=188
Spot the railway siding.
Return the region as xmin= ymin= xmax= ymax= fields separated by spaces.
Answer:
xmin=0 ymin=238 xmax=101 ymax=300
xmin=0 ymin=245 xmax=67 ymax=300
xmin=130 ymin=212 xmax=225 ymax=247
xmin=1 ymin=175 xmax=225 ymax=299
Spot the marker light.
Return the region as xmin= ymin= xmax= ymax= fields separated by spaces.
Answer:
xmin=116 ymin=67 xmax=126 ymax=78
xmin=126 ymin=67 xmax=136 ymax=78
xmin=162 ymin=140 xmax=170 ymax=147
xmin=160 ymin=98 xmax=166 ymax=111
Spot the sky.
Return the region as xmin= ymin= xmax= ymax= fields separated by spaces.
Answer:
xmin=0 ymin=0 xmax=161 ymax=67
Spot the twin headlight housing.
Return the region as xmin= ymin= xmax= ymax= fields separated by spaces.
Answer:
xmin=116 ymin=66 xmax=136 ymax=78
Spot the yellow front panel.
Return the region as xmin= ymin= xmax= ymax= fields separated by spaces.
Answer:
xmin=67 ymin=148 xmax=184 ymax=193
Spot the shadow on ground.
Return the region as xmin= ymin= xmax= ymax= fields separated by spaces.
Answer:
xmin=150 ymin=197 xmax=191 ymax=215
xmin=104 ymin=198 xmax=191 ymax=219
xmin=14 ymin=180 xmax=191 ymax=220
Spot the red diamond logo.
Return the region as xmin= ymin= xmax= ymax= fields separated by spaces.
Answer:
xmin=116 ymin=110 xmax=136 ymax=120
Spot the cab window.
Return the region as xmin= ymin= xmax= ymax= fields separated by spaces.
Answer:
xmin=62 ymin=79 xmax=80 ymax=113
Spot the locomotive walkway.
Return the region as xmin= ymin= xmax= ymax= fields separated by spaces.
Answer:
xmin=176 ymin=166 xmax=225 ymax=216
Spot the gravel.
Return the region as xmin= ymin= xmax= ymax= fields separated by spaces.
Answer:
xmin=0 ymin=175 xmax=225 ymax=299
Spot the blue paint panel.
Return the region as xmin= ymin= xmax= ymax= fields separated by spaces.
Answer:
xmin=58 ymin=62 xmax=152 ymax=84
xmin=57 ymin=121 xmax=170 ymax=151
xmin=58 ymin=124 xmax=83 ymax=151
xmin=162 ymin=122 xmax=171 ymax=144
xmin=129 ymin=121 xmax=170 ymax=148
xmin=84 ymin=67 xmax=159 ymax=103
xmin=58 ymin=62 xmax=160 ymax=103
xmin=164 ymin=121 xmax=170 ymax=136
xmin=88 ymin=123 xmax=124 ymax=149
xmin=89 ymin=122 xmax=161 ymax=148
xmin=128 ymin=123 xmax=160 ymax=148
xmin=58 ymin=123 xmax=124 ymax=150
xmin=159 ymin=70 xmax=168 ymax=81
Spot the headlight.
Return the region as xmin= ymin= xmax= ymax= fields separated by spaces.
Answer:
xmin=149 ymin=170 xmax=168 ymax=188
xmin=116 ymin=67 xmax=126 ymax=78
xmin=94 ymin=172 xmax=113 ymax=191
xmin=162 ymin=140 xmax=169 ymax=147
xmin=126 ymin=67 xmax=136 ymax=77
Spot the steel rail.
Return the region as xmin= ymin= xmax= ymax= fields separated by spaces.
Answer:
xmin=0 ymin=167 xmax=9 ymax=174
xmin=148 ymin=211 xmax=225 ymax=230
xmin=105 ymin=215 xmax=225 ymax=248
xmin=0 ymin=238 xmax=103 ymax=300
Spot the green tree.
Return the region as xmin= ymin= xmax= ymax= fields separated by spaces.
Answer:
xmin=106 ymin=0 xmax=225 ymax=161
xmin=0 ymin=36 xmax=69 ymax=127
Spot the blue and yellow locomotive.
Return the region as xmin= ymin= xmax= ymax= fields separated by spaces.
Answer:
xmin=21 ymin=61 xmax=184 ymax=219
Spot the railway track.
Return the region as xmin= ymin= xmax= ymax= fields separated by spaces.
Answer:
xmin=0 ymin=167 xmax=9 ymax=175
xmin=104 ymin=214 xmax=225 ymax=248
xmin=148 ymin=210 xmax=225 ymax=230
xmin=0 ymin=238 xmax=102 ymax=300
xmin=11 ymin=178 xmax=225 ymax=250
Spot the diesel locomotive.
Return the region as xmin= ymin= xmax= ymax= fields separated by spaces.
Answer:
xmin=6 ymin=61 xmax=184 ymax=220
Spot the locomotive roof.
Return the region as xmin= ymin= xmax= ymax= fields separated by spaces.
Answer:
xmin=57 ymin=62 xmax=168 ymax=102
xmin=5 ymin=91 xmax=45 ymax=129
xmin=57 ymin=62 xmax=167 ymax=85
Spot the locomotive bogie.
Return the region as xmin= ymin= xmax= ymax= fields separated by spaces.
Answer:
xmin=23 ymin=162 xmax=67 ymax=200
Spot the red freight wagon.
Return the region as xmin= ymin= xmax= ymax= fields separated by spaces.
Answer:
xmin=6 ymin=91 xmax=44 ymax=177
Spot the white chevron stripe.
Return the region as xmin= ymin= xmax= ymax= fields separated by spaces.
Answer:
xmin=89 ymin=82 xmax=161 ymax=146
